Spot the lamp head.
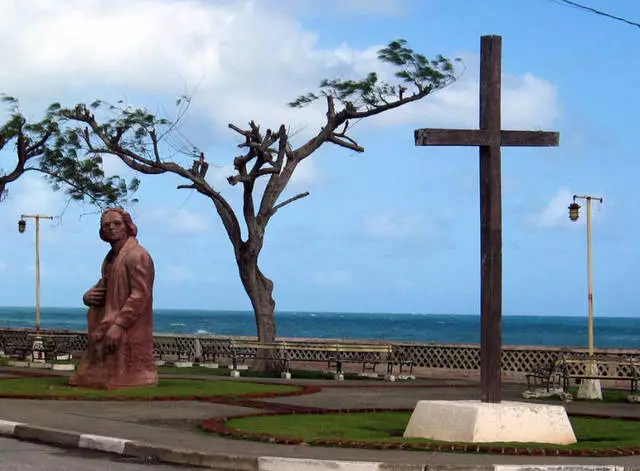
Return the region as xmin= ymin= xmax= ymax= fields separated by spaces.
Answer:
xmin=568 ymin=202 xmax=580 ymax=222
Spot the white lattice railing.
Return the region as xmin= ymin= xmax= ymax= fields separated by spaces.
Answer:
xmin=1 ymin=327 xmax=639 ymax=374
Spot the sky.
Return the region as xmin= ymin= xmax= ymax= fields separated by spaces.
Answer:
xmin=0 ymin=0 xmax=639 ymax=318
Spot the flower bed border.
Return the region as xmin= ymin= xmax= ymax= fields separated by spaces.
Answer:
xmin=200 ymin=408 xmax=640 ymax=457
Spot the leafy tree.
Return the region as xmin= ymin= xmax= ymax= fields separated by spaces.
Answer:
xmin=0 ymin=95 xmax=138 ymax=206
xmin=57 ymin=39 xmax=459 ymax=370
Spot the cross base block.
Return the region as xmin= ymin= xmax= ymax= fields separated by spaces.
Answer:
xmin=403 ymin=400 xmax=576 ymax=445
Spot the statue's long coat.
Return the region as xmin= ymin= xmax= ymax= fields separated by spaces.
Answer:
xmin=70 ymin=237 xmax=158 ymax=389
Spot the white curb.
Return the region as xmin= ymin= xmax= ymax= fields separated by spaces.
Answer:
xmin=78 ymin=433 xmax=130 ymax=454
xmin=495 ymin=467 xmax=627 ymax=471
xmin=258 ymin=457 xmax=383 ymax=471
xmin=0 ymin=420 xmax=23 ymax=437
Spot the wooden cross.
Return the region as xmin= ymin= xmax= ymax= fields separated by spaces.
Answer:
xmin=414 ymin=35 xmax=559 ymax=403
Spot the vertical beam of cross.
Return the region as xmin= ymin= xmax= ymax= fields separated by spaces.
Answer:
xmin=478 ymin=35 xmax=503 ymax=404
xmin=414 ymin=35 xmax=560 ymax=403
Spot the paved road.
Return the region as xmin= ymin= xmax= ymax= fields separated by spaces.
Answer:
xmin=0 ymin=438 xmax=197 ymax=471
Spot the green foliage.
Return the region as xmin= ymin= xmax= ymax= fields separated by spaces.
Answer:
xmin=1 ymin=95 xmax=138 ymax=207
xmin=60 ymin=98 xmax=197 ymax=160
xmin=289 ymin=39 xmax=459 ymax=112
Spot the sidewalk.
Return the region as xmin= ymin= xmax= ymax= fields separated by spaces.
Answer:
xmin=0 ymin=367 xmax=639 ymax=470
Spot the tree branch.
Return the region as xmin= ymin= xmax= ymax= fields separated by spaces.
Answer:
xmin=25 ymin=128 xmax=54 ymax=157
xmin=271 ymin=192 xmax=310 ymax=215
xmin=345 ymin=88 xmax=430 ymax=119
xmin=229 ymin=122 xmax=251 ymax=138
xmin=62 ymin=105 xmax=245 ymax=250
xmin=258 ymin=125 xmax=290 ymax=221
xmin=327 ymin=134 xmax=364 ymax=152
xmin=149 ymin=129 xmax=161 ymax=163
xmin=243 ymin=180 xmax=258 ymax=244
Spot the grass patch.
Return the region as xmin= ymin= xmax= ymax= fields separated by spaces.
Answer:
xmin=0 ymin=376 xmax=299 ymax=399
xmin=158 ymin=366 xmax=371 ymax=381
xmin=226 ymin=411 xmax=640 ymax=450
xmin=567 ymin=387 xmax=632 ymax=403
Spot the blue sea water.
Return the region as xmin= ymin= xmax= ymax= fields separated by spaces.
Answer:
xmin=1 ymin=306 xmax=639 ymax=349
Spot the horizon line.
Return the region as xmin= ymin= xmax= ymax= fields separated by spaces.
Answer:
xmin=1 ymin=305 xmax=636 ymax=318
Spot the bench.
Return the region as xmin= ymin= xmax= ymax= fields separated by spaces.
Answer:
xmin=526 ymin=359 xmax=563 ymax=392
xmin=0 ymin=334 xmax=75 ymax=364
xmin=1 ymin=337 xmax=34 ymax=360
xmin=39 ymin=335 xmax=75 ymax=365
xmin=558 ymin=354 xmax=640 ymax=393
xmin=199 ymin=338 xmax=232 ymax=366
xmin=227 ymin=340 xmax=413 ymax=376
xmin=153 ymin=337 xmax=193 ymax=365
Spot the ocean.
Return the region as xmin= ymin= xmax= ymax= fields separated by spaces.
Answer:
xmin=1 ymin=306 xmax=639 ymax=349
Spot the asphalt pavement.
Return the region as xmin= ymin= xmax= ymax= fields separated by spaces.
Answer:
xmin=0 ymin=437 xmax=198 ymax=471
xmin=1 ymin=367 xmax=640 ymax=470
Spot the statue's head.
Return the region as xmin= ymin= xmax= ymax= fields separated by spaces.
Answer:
xmin=99 ymin=207 xmax=138 ymax=243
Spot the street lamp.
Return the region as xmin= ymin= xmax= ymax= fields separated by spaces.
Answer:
xmin=18 ymin=214 xmax=54 ymax=357
xmin=568 ymin=194 xmax=603 ymax=400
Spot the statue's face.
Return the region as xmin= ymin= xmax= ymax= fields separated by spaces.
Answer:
xmin=101 ymin=211 xmax=128 ymax=243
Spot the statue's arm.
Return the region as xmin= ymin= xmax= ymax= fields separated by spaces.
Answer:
xmin=82 ymin=280 xmax=103 ymax=307
xmin=114 ymin=251 xmax=155 ymax=329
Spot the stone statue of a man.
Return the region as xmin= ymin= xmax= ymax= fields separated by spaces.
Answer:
xmin=69 ymin=207 xmax=158 ymax=389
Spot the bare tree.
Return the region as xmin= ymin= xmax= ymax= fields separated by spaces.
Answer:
xmin=0 ymin=95 xmax=138 ymax=206
xmin=57 ymin=39 xmax=459 ymax=370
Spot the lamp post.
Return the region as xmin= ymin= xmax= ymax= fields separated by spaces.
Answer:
xmin=568 ymin=194 xmax=603 ymax=400
xmin=18 ymin=214 xmax=53 ymax=345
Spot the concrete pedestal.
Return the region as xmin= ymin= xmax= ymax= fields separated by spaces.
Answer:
xmin=577 ymin=362 xmax=602 ymax=400
xmin=577 ymin=379 xmax=602 ymax=400
xmin=404 ymin=400 xmax=577 ymax=445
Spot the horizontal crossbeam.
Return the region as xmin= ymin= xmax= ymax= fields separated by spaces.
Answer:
xmin=415 ymin=129 xmax=559 ymax=147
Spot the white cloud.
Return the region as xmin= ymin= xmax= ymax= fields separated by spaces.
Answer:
xmin=528 ymin=188 xmax=573 ymax=229
xmin=100 ymin=155 xmax=129 ymax=177
xmin=365 ymin=55 xmax=560 ymax=131
xmin=206 ymin=163 xmax=236 ymax=188
xmin=289 ymin=159 xmax=324 ymax=188
xmin=137 ymin=207 xmax=212 ymax=235
xmin=363 ymin=210 xmax=427 ymax=239
xmin=267 ymin=0 xmax=408 ymax=17
xmin=526 ymin=188 xmax=603 ymax=229
xmin=1 ymin=174 xmax=64 ymax=219
xmin=334 ymin=0 xmax=407 ymax=16
xmin=0 ymin=1 xmax=559 ymax=146
xmin=312 ymin=269 xmax=352 ymax=286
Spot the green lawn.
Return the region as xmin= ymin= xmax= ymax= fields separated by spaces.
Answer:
xmin=226 ymin=411 xmax=640 ymax=450
xmin=567 ymin=387 xmax=632 ymax=403
xmin=0 ymin=376 xmax=299 ymax=399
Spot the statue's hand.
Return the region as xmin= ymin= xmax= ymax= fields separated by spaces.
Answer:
xmin=105 ymin=323 xmax=123 ymax=350
xmin=90 ymin=329 xmax=105 ymax=342
xmin=83 ymin=287 xmax=106 ymax=306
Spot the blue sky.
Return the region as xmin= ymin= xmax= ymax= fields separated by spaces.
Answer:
xmin=0 ymin=0 xmax=638 ymax=317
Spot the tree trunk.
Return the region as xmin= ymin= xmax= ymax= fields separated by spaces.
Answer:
xmin=237 ymin=249 xmax=279 ymax=372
